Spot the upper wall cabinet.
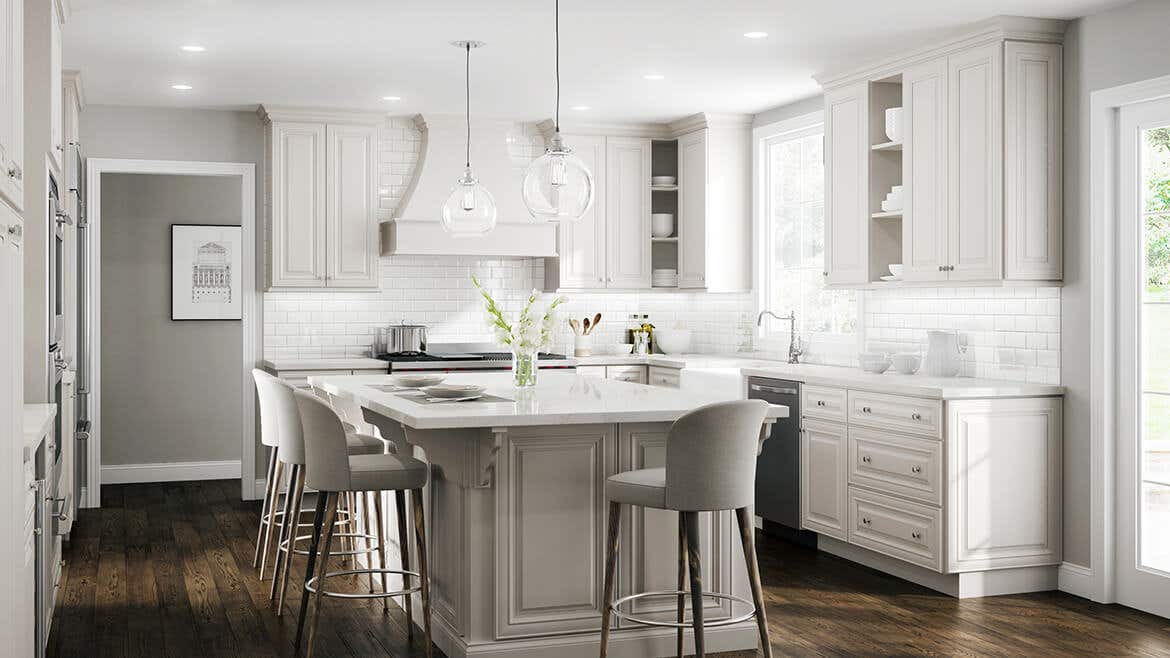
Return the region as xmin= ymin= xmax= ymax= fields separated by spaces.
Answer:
xmin=545 ymin=114 xmax=752 ymax=293
xmin=0 ymin=0 xmax=24 ymax=212
xmin=817 ymin=16 xmax=1065 ymax=288
xmin=259 ymin=106 xmax=380 ymax=290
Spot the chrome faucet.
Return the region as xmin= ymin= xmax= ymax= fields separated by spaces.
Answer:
xmin=757 ymin=310 xmax=803 ymax=364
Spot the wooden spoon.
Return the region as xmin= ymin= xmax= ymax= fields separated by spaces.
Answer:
xmin=591 ymin=313 xmax=601 ymax=334
xmin=569 ymin=318 xmax=580 ymax=335
xmin=583 ymin=317 xmax=591 ymax=335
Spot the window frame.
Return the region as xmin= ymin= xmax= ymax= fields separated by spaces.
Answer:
xmin=752 ymin=110 xmax=858 ymax=343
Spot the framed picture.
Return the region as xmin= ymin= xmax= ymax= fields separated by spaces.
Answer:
xmin=171 ymin=224 xmax=243 ymax=320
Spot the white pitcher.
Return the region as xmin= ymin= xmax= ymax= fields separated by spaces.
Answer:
xmin=923 ymin=330 xmax=964 ymax=377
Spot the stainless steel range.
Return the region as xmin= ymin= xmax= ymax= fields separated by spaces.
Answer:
xmin=375 ymin=341 xmax=576 ymax=373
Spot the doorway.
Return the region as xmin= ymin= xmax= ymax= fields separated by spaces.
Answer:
xmin=1117 ymin=97 xmax=1170 ymax=618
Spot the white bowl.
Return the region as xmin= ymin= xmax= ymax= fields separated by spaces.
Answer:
xmin=888 ymin=263 xmax=904 ymax=278
xmin=858 ymin=352 xmax=892 ymax=374
xmin=890 ymin=353 xmax=921 ymax=374
xmin=614 ymin=343 xmax=634 ymax=355
xmin=654 ymin=329 xmax=692 ymax=354
xmin=651 ymin=175 xmax=676 ymax=186
xmin=884 ymin=107 xmax=904 ymax=143
xmin=651 ymin=213 xmax=675 ymax=237
xmin=391 ymin=374 xmax=445 ymax=388
xmin=421 ymin=383 xmax=486 ymax=398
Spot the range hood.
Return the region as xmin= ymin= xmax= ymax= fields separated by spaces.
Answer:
xmin=381 ymin=115 xmax=557 ymax=257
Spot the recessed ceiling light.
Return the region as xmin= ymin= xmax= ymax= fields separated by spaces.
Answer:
xmin=643 ymin=74 xmax=665 ymax=81
xmin=381 ymin=95 xmax=401 ymax=101
xmin=570 ymin=105 xmax=591 ymax=111
xmin=181 ymin=45 xmax=206 ymax=52
xmin=743 ymin=31 xmax=768 ymax=39
xmin=171 ymin=84 xmax=193 ymax=90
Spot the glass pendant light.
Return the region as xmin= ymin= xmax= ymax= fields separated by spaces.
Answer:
xmin=521 ymin=0 xmax=594 ymax=223
xmin=441 ymin=40 xmax=497 ymax=236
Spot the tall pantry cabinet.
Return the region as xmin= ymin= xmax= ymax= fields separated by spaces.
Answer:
xmin=818 ymin=17 xmax=1064 ymax=288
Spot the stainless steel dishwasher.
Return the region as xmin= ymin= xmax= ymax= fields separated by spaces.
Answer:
xmin=748 ymin=377 xmax=815 ymax=545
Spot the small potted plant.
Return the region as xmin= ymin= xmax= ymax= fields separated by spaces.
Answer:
xmin=472 ymin=276 xmax=565 ymax=387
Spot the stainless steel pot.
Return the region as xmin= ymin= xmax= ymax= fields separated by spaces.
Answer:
xmin=381 ymin=324 xmax=428 ymax=355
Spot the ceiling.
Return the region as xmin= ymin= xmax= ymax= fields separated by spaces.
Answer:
xmin=65 ymin=0 xmax=1130 ymax=123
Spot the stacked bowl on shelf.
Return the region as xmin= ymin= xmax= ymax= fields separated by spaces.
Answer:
xmin=652 ymin=268 xmax=678 ymax=287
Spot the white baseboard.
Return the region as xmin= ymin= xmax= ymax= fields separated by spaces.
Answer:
xmin=102 ymin=459 xmax=242 ymax=484
xmin=1058 ymin=562 xmax=1095 ymax=600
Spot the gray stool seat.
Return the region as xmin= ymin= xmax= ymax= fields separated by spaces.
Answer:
xmin=606 ymin=467 xmax=666 ymax=509
xmin=348 ymin=452 xmax=428 ymax=491
xmin=346 ymin=432 xmax=386 ymax=456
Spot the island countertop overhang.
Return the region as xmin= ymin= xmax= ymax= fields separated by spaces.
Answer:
xmin=309 ymin=371 xmax=789 ymax=430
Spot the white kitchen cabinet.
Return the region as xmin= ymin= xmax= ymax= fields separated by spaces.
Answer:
xmin=647 ymin=365 xmax=680 ymax=388
xmin=800 ymin=418 xmax=849 ymax=540
xmin=1004 ymin=41 xmax=1063 ymax=281
xmin=555 ymin=135 xmax=608 ymax=288
xmin=902 ymin=59 xmax=948 ymax=282
xmin=605 ymin=137 xmax=652 ymax=289
xmin=325 ymin=124 xmax=379 ymax=288
xmin=677 ymin=129 xmax=706 ymax=288
xmin=606 ymin=365 xmax=648 ymax=384
xmin=824 ymin=83 xmax=869 ymax=286
xmin=0 ymin=0 xmax=23 ymax=211
xmin=261 ymin=107 xmax=381 ymax=290
xmin=47 ymin=1 xmax=62 ymax=175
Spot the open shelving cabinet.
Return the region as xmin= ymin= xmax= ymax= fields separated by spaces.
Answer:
xmin=868 ymin=74 xmax=903 ymax=284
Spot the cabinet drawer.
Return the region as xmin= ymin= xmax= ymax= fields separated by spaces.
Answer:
xmin=847 ymin=390 xmax=942 ymax=439
xmin=648 ymin=366 xmax=680 ymax=388
xmin=848 ymin=488 xmax=942 ymax=572
xmin=802 ymin=385 xmax=847 ymax=422
xmin=607 ymin=365 xmax=648 ymax=384
xmin=848 ymin=428 xmax=942 ymax=506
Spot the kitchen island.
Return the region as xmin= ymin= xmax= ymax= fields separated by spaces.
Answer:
xmin=310 ymin=371 xmax=788 ymax=658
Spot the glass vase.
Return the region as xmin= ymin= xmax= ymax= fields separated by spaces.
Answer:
xmin=512 ymin=348 xmax=538 ymax=388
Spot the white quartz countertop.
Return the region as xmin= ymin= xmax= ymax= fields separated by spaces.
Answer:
xmin=311 ymin=371 xmax=789 ymax=430
xmin=262 ymin=357 xmax=388 ymax=372
xmin=738 ymin=363 xmax=1064 ymax=399
xmin=24 ymin=403 xmax=56 ymax=455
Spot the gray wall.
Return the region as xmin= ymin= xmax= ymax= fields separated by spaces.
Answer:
xmin=83 ymin=106 xmax=266 ymax=476
xmin=1062 ymin=0 xmax=1170 ymax=567
xmin=100 ymin=174 xmax=243 ymax=466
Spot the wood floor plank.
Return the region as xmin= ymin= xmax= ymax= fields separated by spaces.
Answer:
xmin=46 ymin=482 xmax=1170 ymax=658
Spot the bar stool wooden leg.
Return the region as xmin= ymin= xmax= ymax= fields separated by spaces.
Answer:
xmin=254 ymin=447 xmax=279 ymax=568
xmin=684 ymin=511 xmax=705 ymax=658
xmin=259 ymin=459 xmax=284 ymax=580
xmin=275 ymin=466 xmax=306 ymax=616
xmin=373 ymin=492 xmax=389 ymax=612
xmin=599 ymin=501 xmax=622 ymax=658
xmin=411 ymin=488 xmax=433 ymax=658
xmin=361 ymin=492 xmax=376 ymax=593
xmin=677 ymin=512 xmax=688 ymax=658
xmin=270 ymin=463 xmax=299 ymax=601
xmin=395 ymin=490 xmax=414 ymax=638
xmin=736 ymin=507 xmax=773 ymax=658
xmin=295 ymin=493 xmax=329 ymax=653
xmin=306 ymin=493 xmax=341 ymax=658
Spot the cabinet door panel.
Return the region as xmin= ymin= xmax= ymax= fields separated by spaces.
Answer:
xmin=270 ymin=122 xmax=326 ymax=287
xmin=325 ymin=124 xmax=379 ymax=288
xmin=824 ymin=84 xmax=868 ymax=285
xmin=1004 ymin=42 xmax=1063 ymax=281
xmin=800 ymin=419 xmax=848 ymax=540
xmin=949 ymin=44 xmax=1003 ymax=282
xmin=557 ymin=135 xmax=607 ymax=288
xmin=0 ymin=0 xmax=24 ymax=211
xmin=605 ymin=137 xmax=652 ymax=288
xmin=902 ymin=59 xmax=949 ymax=281
xmin=678 ymin=129 xmax=707 ymax=288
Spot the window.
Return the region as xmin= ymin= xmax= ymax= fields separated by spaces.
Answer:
xmin=756 ymin=115 xmax=855 ymax=336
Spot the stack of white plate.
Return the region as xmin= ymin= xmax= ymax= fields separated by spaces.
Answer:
xmin=652 ymin=268 xmax=678 ymax=287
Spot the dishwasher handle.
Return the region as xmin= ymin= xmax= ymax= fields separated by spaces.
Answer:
xmin=750 ymin=383 xmax=798 ymax=396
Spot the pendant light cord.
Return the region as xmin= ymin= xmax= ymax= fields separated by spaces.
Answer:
xmin=554 ymin=0 xmax=561 ymax=133
xmin=465 ymin=42 xmax=471 ymax=168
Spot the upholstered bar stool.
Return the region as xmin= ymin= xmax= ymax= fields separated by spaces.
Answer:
xmin=599 ymin=400 xmax=773 ymax=658
xmin=252 ymin=370 xmax=386 ymax=616
xmin=292 ymin=389 xmax=433 ymax=658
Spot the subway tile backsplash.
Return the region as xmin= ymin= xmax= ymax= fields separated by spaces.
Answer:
xmin=262 ymin=115 xmax=1060 ymax=385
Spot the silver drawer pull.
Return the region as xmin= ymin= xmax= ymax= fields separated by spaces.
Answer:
xmin=861 ymin=455 xmax=871 ymax=463
xmin=911 ymin=465 xmax=922 ymax=474
xmin=861 ymin=517 xmax=871 ymax=525
xmin=861 ymin=406 xmax=872 ymax=414
xmin=911 ymin=412 xmax=922 ymax=421
xmin=751 ymin=384 xmax=798 ymax=395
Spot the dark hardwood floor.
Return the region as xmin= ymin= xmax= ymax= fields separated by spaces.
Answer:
xmin=48 ymin=481 xmax=1170 ymax=657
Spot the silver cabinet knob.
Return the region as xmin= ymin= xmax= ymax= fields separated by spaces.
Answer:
xmin=861 ymin=455 xmax=871 ymax=463
xmin=816 ymin=400 xmax=826 ymax=407
xmin=55 ymin=144 xmax=64 ymax=152
xmin=911 ymin=531 xmax=921 ymax=540
xmin=861 ymin=517 xmax=871 ymax=526
xmin=6 ymin=223 xmax=21 ymax=239
xmin=911 ymin=412 xmax=922 ymax=421
xmin=7 ymin=163 xmax=21 ymax=180
xmin=911 ymin=465 xmax=922 ymax=474
xmin=861 ymin=406 xmax=872 ymax=414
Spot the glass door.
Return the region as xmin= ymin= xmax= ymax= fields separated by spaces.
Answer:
xmin=1118 ymin=98 xmax=1170 ymax=619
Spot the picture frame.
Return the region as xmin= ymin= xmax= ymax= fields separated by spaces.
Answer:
xmin=170 ymin=224 xmax=243 ymax=321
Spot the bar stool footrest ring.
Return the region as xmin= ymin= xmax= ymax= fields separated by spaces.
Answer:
xmin=608 ymin=590 xmax=757 ymax=629
xmin=280 ymin=532 xmax=378 ymax=557
xmin=303 ymin=568 xmax=421 ymax=600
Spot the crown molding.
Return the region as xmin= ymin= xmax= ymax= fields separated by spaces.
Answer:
xmin=256 ymin=104 xmax=385 ymax=126
xmin=63 ymin=70 xmax=85 ymax=109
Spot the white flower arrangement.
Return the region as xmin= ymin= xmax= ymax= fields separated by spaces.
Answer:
xmin=472 ymin=276 xmax=566 ymax=352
